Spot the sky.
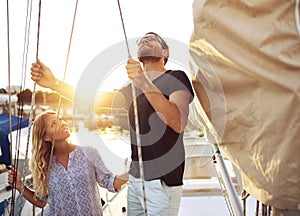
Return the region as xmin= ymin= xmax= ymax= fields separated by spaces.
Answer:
xmin=0 ymin=0 xmax=195 ymax=92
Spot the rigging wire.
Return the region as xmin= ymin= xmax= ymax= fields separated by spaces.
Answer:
xmin=6 ymin=1 xmax=12 ymax=164
xmin=5 ymin=0 xmax=15 ymax=213
xmin=6 ymin=0 xmax=79 ymax=214
xmin=116 ymin=0 xmax=148 ymax=215
xmin=20 ymin=0 xmax=34 ymax=92
xmin=117 ymin=0 xmax=131 ymax=59
xmin=4 ymin=0 xmax=30 ymax=213
xmin=18 ymin=0 xmax=42 ymax=214
xmin=47 ymin=0 xmax=79 ymax=185
xmin=10 ymin=0 xmax=34 ymax=213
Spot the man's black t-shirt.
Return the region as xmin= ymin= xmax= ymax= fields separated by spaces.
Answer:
xmin=120 ymin=70 xmax=194 ymax=186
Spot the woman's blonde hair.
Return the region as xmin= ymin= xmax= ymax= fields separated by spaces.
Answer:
xmin=30 ymin=110 xmax=56 ymax=198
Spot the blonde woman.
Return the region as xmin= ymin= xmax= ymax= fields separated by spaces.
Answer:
xmin=8 ymin=110 xmax=128 ymax=215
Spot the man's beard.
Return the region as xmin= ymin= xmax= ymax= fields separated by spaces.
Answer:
xmin=138 ymin=56 xmax=161 ymax=64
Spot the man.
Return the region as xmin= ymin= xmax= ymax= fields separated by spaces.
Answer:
xmin=31 ymin=32 xmax=194 ymax=216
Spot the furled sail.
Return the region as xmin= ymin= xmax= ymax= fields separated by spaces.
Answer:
xmin=190 ymin=0 xmax=300 ymax=210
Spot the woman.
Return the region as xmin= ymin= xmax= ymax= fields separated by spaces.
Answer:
xmin=8 ymin=110 xmax=128 ymax=215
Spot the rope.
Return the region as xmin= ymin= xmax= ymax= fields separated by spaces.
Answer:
xmin=46 ymin=0 xmax=79 ymax=186
xmin=256 ymin=200 xmax=259 ymax=216
xmin=10 ymin=0 xmax=34 ymax=213
xmin=5 ymin=0 xmax=32 ymax=213
xmin=6 ymin=0 xmax=12 ymax=167
xmin=117 ymin=0 xmax=131 ymax=59
xmin=15 ymin=0 xmax=35 ymax=172
xmin=18 ymin=0 xmax=42 ymax=214
xmin=241 ymin=190 xmax=250 ymax=216
xmin=5 ymin=0 xmax=15 ymax=213
xmin=8 ymin=0 xmax=79 ymax=214
xmin=116 ymin=1 xmax=148 ymax=215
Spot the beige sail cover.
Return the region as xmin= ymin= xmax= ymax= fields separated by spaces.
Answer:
xmin=190 ymin=0 xmax=300 ymax=210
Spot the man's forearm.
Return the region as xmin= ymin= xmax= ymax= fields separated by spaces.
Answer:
xmin=145 ymin=91 xmax=183 ymax=132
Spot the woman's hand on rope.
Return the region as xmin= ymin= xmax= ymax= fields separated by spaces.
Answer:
xmin=7 ymin=168 xmax=22 ymax=192
xmin=31 ymin=59 xmax=57 ymax=89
